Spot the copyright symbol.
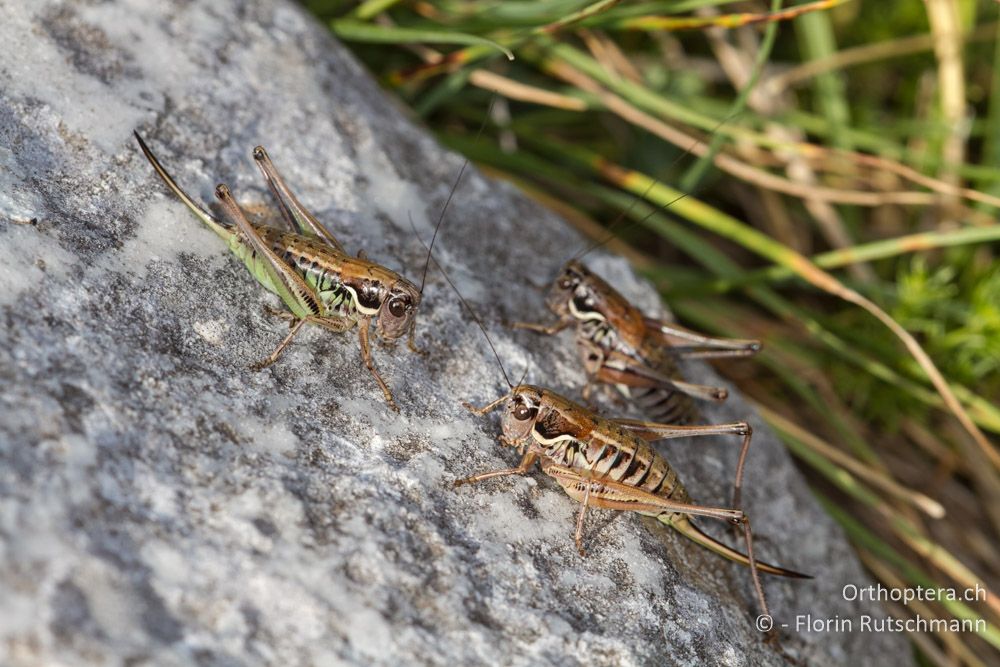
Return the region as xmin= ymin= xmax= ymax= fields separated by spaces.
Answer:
xmin=755 ymin=614 xmax=773 ymax=632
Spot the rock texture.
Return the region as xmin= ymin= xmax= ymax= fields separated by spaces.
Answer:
xmin=0 ymin=1 xmax=909 ymax=665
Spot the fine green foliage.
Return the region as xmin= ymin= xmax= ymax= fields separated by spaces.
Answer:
xmin=895 ymin=257 xmax=1000 ymax=388
xmin=305 ymin=1 xmax=1000 ymax=663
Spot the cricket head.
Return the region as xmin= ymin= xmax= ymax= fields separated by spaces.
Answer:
xmin=498 ymin=384 xmax=543 ymax=445
xmin=549 ymin=259 xmax=644 ymax=341
xmin=464 ymin=383 xmax=542 ymax=448
xmin=547 ymin=259 xmax=618 ymax=324
xmin=377 ymin=279 xmax=421 ymax=340
xmin=545 ymin=260 xmax=590 ymax=317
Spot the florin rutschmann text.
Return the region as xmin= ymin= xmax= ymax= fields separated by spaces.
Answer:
xmin=777 ymin=584 xmax=987 ymax=634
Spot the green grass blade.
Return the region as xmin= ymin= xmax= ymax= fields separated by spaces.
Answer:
xmin=331 ymin=20 xmax=516 ymax=61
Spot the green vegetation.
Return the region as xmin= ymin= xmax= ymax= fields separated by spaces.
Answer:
xmin=305 ymin=1 xmax=1000 ymax=662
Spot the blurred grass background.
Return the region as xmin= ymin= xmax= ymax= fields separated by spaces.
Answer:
xmin=303 ymin=0 xmax=1000 ymax=663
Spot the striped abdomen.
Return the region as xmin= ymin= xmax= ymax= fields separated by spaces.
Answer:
xmin=578 ymin=319 xmax=697 ymax=424
xmin=623 ymin=385 xmax=697 ymax=425
xmin=541 ymin=423 xmax=690 ymax=509
xmin=231 ymin=225 xmax=361 ymax=321
xmin=629 ymin=341 xmax=698 ymax=423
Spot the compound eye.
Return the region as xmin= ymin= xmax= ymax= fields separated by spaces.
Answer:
xmin=558 ymin=278 xmax=572 ymax=289
xmin=388 ymin=298 xmax=407 ymax=318
xmin=513 ymin=404 xmax=535 ymax=421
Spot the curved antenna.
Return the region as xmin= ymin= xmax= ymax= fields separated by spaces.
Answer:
xmin=419 ymin=94 xmax=499 ymax=296
xmin=409 ymin=213 xmax=513 ymax=389
xmin=573 ymin=112 xmax=740 ymax=260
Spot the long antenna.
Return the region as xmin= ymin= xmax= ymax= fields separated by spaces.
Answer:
xmin=573 ymin=112 xmax=740 ymax=260
xmin=419 ymin=94 xmax=499 ymax=295
xmin=410 ymin=213 xmax=513 ymax=389
xmin=514 ymin=362 xmax=529 ymax=392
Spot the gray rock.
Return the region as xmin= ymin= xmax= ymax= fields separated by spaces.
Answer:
xmin=0 ymin=1 xmax=909 ymax=665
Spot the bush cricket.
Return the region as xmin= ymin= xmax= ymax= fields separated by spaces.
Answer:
xmin=456 ymin=381 xmax=810 ymax=621
xmin=134 ymin=133 xmax=427 ymax=410
xmin=514 ymin=258 xmax=761 ymax=423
